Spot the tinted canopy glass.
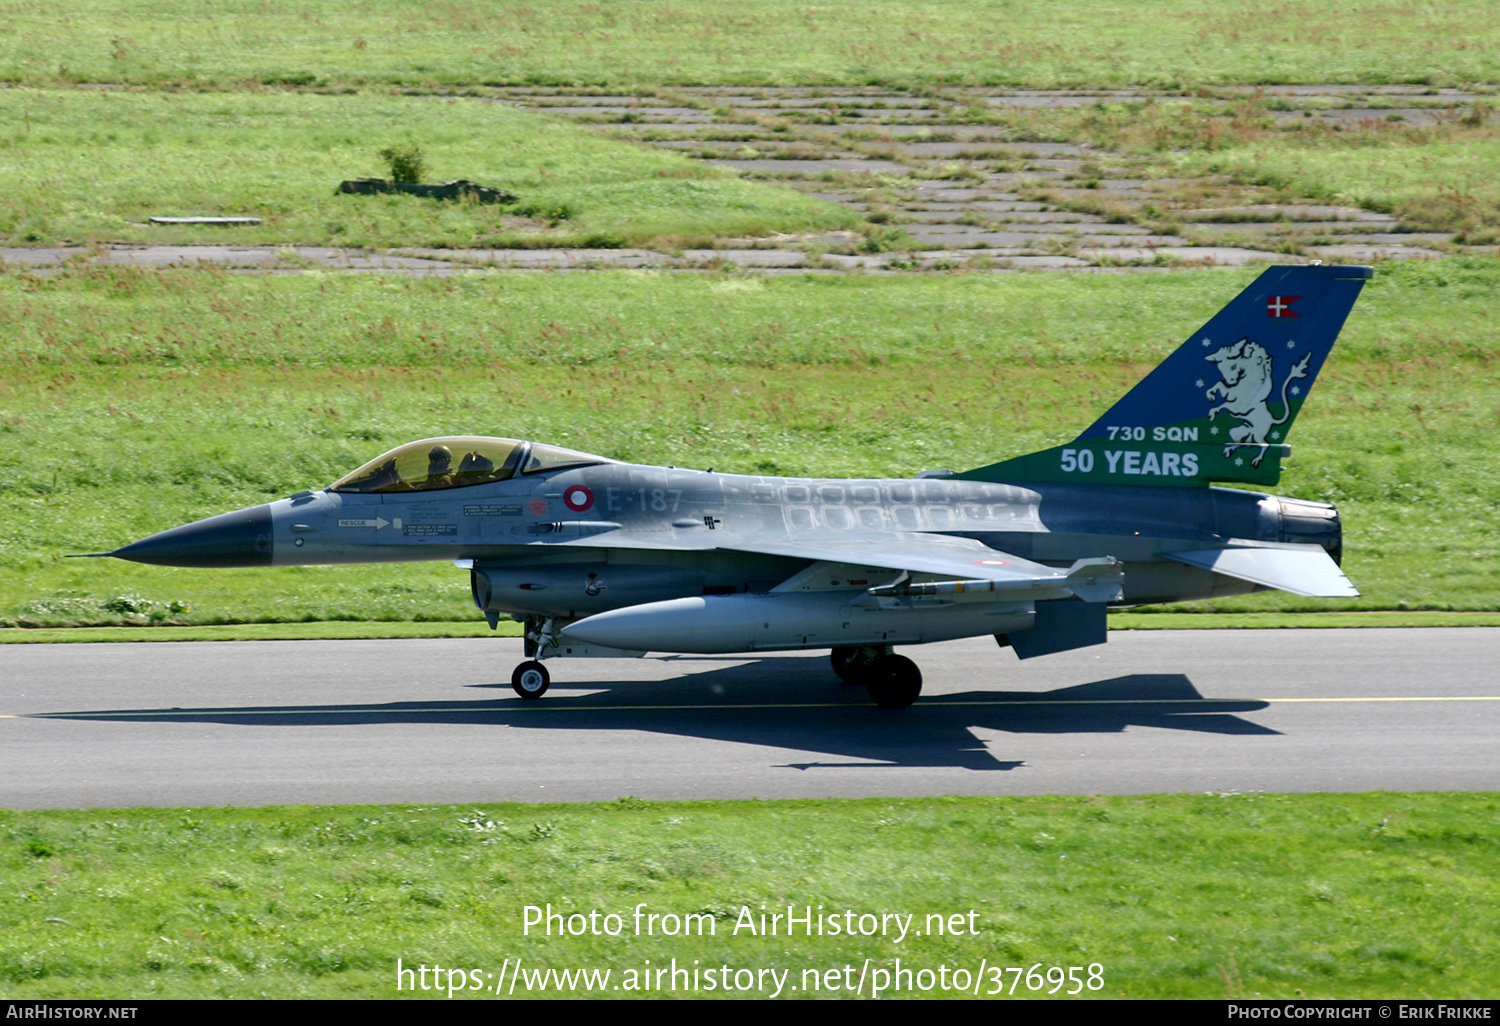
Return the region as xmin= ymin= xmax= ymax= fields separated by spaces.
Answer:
xmin=331 ymin=437 xmax=524 ymax=494
xmin=522 ymin=443 xmax=609 ymax=475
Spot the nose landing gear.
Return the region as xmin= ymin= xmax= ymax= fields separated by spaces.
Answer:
xmin=511 ymin=660 xmax=550 ymax=699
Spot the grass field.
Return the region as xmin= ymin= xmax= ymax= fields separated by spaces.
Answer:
xmin=0 ymin=89 xmax=857 ymax=248
xmin=4 ymin=86 xmax=1500 ymax=253
xmin=3 ymin=0 xmax=1500 ymax=89
xmin=1 ymin=795 xmax=1495 ymax=999
xmin=1 ymin=260 xmax=1496 ymax=626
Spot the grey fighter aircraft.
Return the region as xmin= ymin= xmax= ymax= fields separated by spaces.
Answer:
xmin=98 ymin=264 xmax=1370 ymax=708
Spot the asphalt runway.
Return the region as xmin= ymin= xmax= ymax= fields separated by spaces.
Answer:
xmin=2 ymin=628 xmax=1496 ymax=809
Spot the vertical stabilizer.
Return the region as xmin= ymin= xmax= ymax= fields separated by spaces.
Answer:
xmin=956 ymin=264 xmax=1371 ymax=488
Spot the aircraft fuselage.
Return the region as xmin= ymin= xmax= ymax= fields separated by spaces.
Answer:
xmin=119 ymin=461 xmax=1336 ymax=621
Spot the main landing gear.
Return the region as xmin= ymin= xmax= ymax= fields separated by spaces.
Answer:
xmin=831 ymin=645 xmax=923 ymax=710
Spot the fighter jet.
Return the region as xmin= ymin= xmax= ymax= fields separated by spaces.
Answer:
xmin=99 ymin=264 xmax=1370 ymax=708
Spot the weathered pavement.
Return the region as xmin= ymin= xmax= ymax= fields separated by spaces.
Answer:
xmin=4 ymin=628 xmax=1496 ymax=808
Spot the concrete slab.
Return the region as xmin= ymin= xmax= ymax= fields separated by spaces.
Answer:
xmin=526 ymin=96 xmax=688 ymax=106
xmin=705 ymin=158 xmax=913 ymax=174
xmin=818 ymin=124 xmax=998 ymax=137
xmin=903 ymin=199 xmax=1034 ymax=210
xmin=1304 ymin=244 xmax=1448 ymax=261
xmin=0 ymin=246 xmax=88 ymax=265
xmin=524 ymin=106 xmax=709 ymax=119
xmin=908 ymin=248 xmax=1034 ymax=260
xmin=101 ymin=245 xmax=276 ymax=266
xmin=818 ymin=254 xmax=888 ymax=269
xmin=982 ymin=95 xmax=1121 ymax=108
xmin=797 ymin=191 xmax=863 ymax=203
xmin=391 ymin=248 xmax=674 ymax=268
xmin=727 ymin=96 xmax=935 ymax=109
xmin=900 ymin=230 xmax=1045 ymax=247
xmin=679 ymin=249 xmax=808 ymax=266
xmin=907 ymin=221 xmax=1153 ymax=237
xmin=1336 ymin=232 xmax=1455 ymax=245
xmin=1075 ymin=246 xmax=1287 ymax=265
xmin=987 ymin=255 xmax=1092 ymax=267
xmin=1077 ymin=234 xmax=1186 ymax=246
xmin=1214 ymin=84 xmax=1473 ymax=96
xmin=866 ymin=141 xmax=1021 ymax=158
xmin=985 ymin=170 xmax=1070 ymax=181
xmin=899 ymin=212 xmax=1083 ymax=226
xmin=1274 ymin=108 xmax=1448 ymax=125
xmin=1045 ymin=188 xmax=1151 ymax=202
xmin=598 ymin=124 xmax=765 ymax=134
xmin=899 ymin=186 xmax=991 ymax=199
xmin=837 ymin=109 xmax=944 ymax=120
xmin=1171 ymin=205 xmax=1398 ymax=222
xmin=1177 ymin=221 xmax=1395 ymax=235
xmin=655 ymin=141 xmax=844 ymax=159
xmin=981 ymin=210 xmax=1102 ymax=223
xmin=897 ymin=210 xmax=982 ymax=223
xmin=100 ymin=246 xmax=457 ymax=269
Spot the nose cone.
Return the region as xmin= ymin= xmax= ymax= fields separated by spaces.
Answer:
xmin=111 ymin=504 xmax=274 ymax=567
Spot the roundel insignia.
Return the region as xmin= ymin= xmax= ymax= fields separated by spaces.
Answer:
xmin=563 ymin=485 xmax=595 ymax=512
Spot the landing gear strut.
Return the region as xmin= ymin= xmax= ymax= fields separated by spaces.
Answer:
xmin=511 ymin=660 xmax=550 ymax=699
xmin=830 ymin=645 xmax=888 ymax=684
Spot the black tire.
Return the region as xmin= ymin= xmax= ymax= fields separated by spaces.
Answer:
xmin=511 ymin=660 xmax=550 ymax=699
xmin=865 ymin=654 xmax=922 ymax=710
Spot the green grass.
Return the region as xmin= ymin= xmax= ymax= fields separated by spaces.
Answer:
xmin=4 ymin=1 xmax=1500 ymax=89
xmin=1 ymin=260 xmax=1496 ymax=626
xmin=0 ymin=620 xmax=521 ymax=644
xmin=1 ymin=795 xmax=1496 ymax=998
xmin=1177 ymin=131 xmax=1500 ymax=239
xmin=0 ymin=89 xmax=858 ymax=248
xmin=5 ymin=256 xmax=1497 ymax=369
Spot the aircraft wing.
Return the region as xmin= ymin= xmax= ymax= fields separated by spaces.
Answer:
xmin=721 ymin=532 xmax=1049 ymax=579
xmin=1163 ymin=544 xmax=1358 ymax=598
xmin=719 ymin=532 xmax=1123 ymax=602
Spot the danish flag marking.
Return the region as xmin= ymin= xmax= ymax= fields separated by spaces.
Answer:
xmin=1268 ymin=295 xmax=1301 ymax=318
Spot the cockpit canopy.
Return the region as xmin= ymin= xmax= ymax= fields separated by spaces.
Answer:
xmin=330 ymin=436 xmax=610 ymax=494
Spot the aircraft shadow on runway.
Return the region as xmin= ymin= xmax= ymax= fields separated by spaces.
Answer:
xmin=38 ymin=658 xmax=1277 ymax=773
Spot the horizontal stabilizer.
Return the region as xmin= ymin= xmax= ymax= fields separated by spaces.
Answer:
xmin=1163 ymin=545 xmax=1358 ymax=598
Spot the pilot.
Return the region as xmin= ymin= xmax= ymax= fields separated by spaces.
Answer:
xmin=457 ymin=450 xmax=496 ymax=484
xmin=425 ymin=445 xmax=455 ymax=489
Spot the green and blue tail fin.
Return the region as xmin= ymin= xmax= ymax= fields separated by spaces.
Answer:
xmin=956 ymin=264 xmax=1372 ymax=488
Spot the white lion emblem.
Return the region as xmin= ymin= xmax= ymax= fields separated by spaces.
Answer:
xmin=1205 ymin=338 xmax=1311 ymax=466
